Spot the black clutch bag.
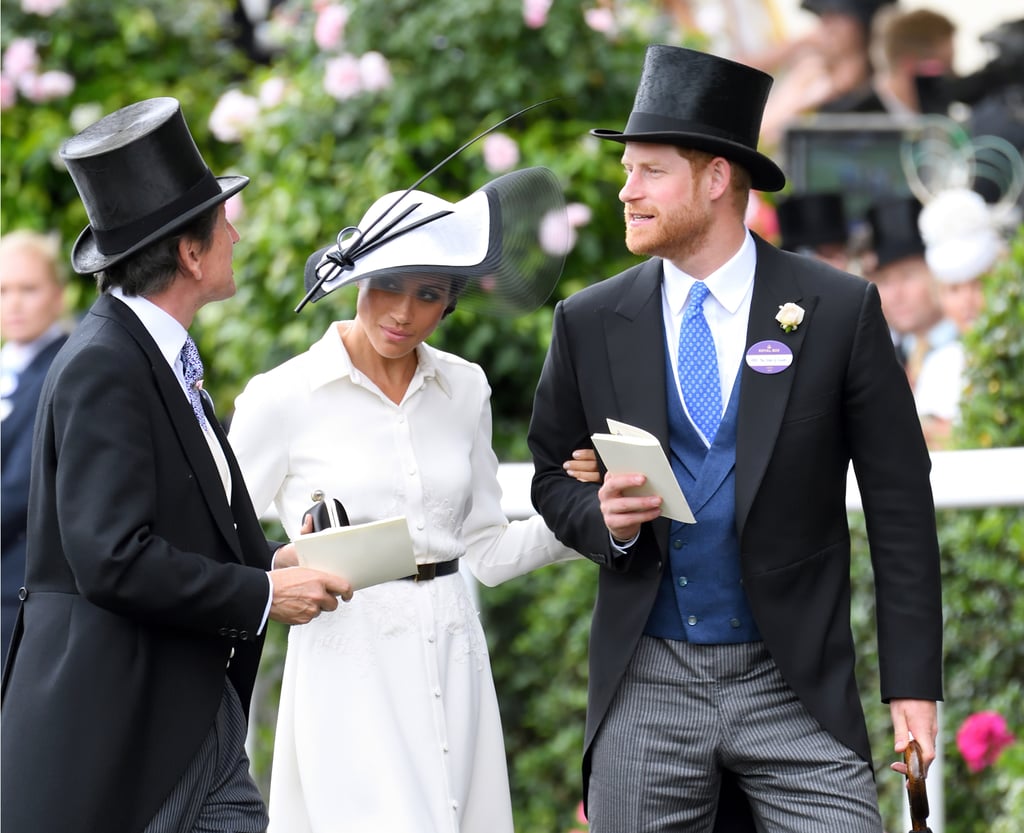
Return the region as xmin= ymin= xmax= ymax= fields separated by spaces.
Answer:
xmin=304 ymin=490 xmax=350 ymax=531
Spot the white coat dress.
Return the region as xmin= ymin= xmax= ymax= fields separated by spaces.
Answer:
xmin=229 ymin=322 xmax=580 ymax=833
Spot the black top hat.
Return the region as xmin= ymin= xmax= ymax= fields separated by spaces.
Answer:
xmin=865 ymin=196 xmax=926 ymax=270
xmin=777 ymin=192 xmax=849 ymax=251
xmin=800 ymin=0 xmax=894 ymax=27
xmin=59 ymin=97 xmax=249 ymax=275
xmin=591 ymin=45 xmax=786 ymax=192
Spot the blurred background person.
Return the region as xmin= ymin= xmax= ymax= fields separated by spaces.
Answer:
xmin=913 ymin=187 xmax=1008 ymax=448
xmin=776 ymin=190 xmax=852 ymax=270
xmin=0 ymin=230 xmax=70 ymax=663
xmin=748 ymin=0 xmax=895 ymax=145
xmin=863 ymin=195 xmax=956 ymax=389
xmin=823 ymin=6 xmax=956 ymax=115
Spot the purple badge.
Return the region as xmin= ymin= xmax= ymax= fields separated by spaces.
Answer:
xmin=745 ymin=340 xmax=793 ymax=374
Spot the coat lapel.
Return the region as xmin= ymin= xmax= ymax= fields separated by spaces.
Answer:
xmin=603 ymin=258 xmax=672 ymax=552
xmin=93 ymin=295 xmax=244 ymax=562
xmin=735 ymin=237 xmax=817 ymax=535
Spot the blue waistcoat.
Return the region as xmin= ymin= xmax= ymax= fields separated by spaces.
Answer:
xmin=643 ymin=354 xmax=762 ymax=644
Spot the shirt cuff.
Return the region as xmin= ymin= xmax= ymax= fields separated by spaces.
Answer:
xmin=609 ymin=530 xmax=640 ymax=555
xmin=258 ymin=573 xmax=273 ymax=636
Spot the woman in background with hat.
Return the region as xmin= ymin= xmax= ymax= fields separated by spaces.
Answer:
xmin=913 ymin=187 xmax=1008 ymax=448
xmin=228 ymin=168 xmax=585 ymax=833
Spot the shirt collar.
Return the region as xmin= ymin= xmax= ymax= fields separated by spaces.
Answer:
xmin=662 ymin=230 xmax=756 ymax=314
xmin=109 ymin=287 xmax=189 ymax=371
xmin=307 ymin=322 xmax=454 ymax=398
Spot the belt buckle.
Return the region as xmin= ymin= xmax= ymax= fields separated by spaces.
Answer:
xmin=414 ymin=563 xmax=438 ymax=582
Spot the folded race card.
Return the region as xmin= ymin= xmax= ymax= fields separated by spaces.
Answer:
xmin=293 ymin=516 xmax=418 ymax=590
xmin=590 ymin=418 xmax=696 ymax=524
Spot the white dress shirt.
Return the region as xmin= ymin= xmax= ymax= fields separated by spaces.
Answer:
xmin=661 ymin=230 xmax=757 ymax=446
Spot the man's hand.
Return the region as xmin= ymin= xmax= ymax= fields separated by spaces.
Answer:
xmin=269 ymin=567 xmax=352 ymax=625
xmin=889 ymin=699 xmax=938 ymax=776
xmin=598 ymin=472 xmax=662 ymax=543
xmin=267 ymin=513 xmax=352 ymax=624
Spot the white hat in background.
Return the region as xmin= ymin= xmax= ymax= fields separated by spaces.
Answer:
xmin=918 ymin=187 xmax=1003 ymax=284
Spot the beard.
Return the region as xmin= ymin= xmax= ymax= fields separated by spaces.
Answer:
xmin=623 ymin=194 xmax=713 ymax=265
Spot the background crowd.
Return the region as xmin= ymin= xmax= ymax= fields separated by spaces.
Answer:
xmin=2 ymin=1 xmax=1022 ymax=831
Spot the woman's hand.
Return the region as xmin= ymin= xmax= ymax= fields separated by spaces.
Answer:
xmin=564 ymin=448 xmax=601 ymax=483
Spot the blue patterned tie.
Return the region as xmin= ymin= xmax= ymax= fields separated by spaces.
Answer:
xmin=180 ymin=336 xmax=208 ymax=430
xmin=677 ymin=281 xmax=721 ymax=442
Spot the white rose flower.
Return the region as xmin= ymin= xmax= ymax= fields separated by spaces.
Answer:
xmin=775 ymin=302 xmax=805 ymax=333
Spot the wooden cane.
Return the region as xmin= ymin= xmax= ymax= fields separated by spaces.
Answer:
xmin=905 ymin=738 xmax=933 ymax=833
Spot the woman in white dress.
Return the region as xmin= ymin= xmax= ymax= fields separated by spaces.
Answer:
xmin=229 ymin=169 xmax=590 ymax=833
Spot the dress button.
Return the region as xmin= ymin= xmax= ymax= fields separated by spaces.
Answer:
xmin=17 ymin=587 xmax=28 ymax=601
xmin=427 ymin=634 xmax=435 ymax=643
xmin=687 ymin=615 xmax=698 ymax=626
xmin=228 ymin=628 xmax=238 ymax=639
xmin=239 ymin=630 xmax=248 ymax=641
xmin=434 ymin=687 xmax=442 ymax=698
xmin=672 ymin=539 xmax=683 ymax=550
xmin=730 ymin=618 xmax=741 ymax=628
xmin=219 ymin=627 xmax=228 ymax=636
xmin=678 ymin=576 xmax=688 ymax=587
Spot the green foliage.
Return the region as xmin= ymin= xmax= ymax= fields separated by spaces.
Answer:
xmin=932 ymin=228 xmax=1024 ymax=832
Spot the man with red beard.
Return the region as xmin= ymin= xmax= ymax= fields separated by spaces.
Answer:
xmin=528 ymin=45 xmax=942 ymax=833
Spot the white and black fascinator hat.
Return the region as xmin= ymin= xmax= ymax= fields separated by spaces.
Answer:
xmin=300 ymin=167 xmax=567 ymax=317
xmin=901 ymin=116 xmax=1022 ymax=284
xmin=296 ymin=105 xmax=568 ymax=317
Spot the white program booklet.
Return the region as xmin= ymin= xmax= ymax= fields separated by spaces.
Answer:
xmin=591 ymin=418 xmax=696 ymax=524
xmin=293 ymin=516 xmax=418 ymax=590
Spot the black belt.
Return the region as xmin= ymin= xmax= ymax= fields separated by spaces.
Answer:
xmin=401 ymin=559 xmax=461 ymax=582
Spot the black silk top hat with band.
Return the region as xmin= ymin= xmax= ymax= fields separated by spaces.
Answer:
xmin=866 ymin=196 xmax=926 ymax=270
xmin=777 ymin=192 xmax=849 ymax=252
xmin=301 ymin=166 xmax=567 ymax=318
xmin=800 ymin=0 xmax=894 ymax=27
xmin=590 ymin=44 xmax=786 ymax=193
xmin=59 ymin=97 xmax=249 ymax=275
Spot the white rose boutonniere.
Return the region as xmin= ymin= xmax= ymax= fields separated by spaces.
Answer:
xmin=775 ymin=302 xmax=805 ymax=334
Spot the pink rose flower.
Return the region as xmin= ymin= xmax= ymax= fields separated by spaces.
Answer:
xmin=566 ymin=202 xmax=592 ymax=228
xmin=0 ymin=75 xmax=16 ymax=110
xmin=323 ymin=54 xmax=362 ymax=101
xmin=259 ymin=76 xmax=288 ymax=109
xmin=523 ymin=0 xmax=552 ymax=29
xmin=539 ymin=208 xmax=574 ymax=256
xmin=3 ymin=38 xmax=39 ymax=80
xmin=584 ymin=8 xmax=615 ymax=35
xmin=314 ymin=4 xmax=349 ymax=51
xmin=482 ymin=132 xmax=520 ymax=174
xmin=208 ymin=89 xmax=261 ymax=143
xmin=957 ymin=711 xmax=1015 ymax=773
xmin=20 ymin=69 xmax=74 ymax=103
xmin=225 ymin=194 xmax=245 ymax=225
xmin=359 ymin=51 xmax=392 ymax=92
xmin=20 ymin=0 xmax=66 ymax=16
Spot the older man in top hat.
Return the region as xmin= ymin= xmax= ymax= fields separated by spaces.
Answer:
xmin=0 ymin=98 xmax=352 ymax=833
xmin=529 ymin=45 xmax=942 ymax=832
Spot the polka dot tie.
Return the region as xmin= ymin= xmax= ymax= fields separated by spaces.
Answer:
xmin=677 ymin=281 xmax=721 ymax=443
xmin=180 ymin=336 xmax=208 ymax=431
